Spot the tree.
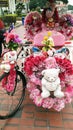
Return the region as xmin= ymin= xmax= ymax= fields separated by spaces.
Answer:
xmin=68 ymin=5 xmax=73 ymax=10
xmin=29 ymin=0 xmax=48 ymax=10
xmin=57 ymin=0 xmax=68 ymax=4
xmin=16 ymin=2 xmax=25 ymax=15
xmin=29 ymin=0 xmax=68 ymax=11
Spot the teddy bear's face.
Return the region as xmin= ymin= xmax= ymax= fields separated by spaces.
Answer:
xmin=45 ymin=73 xmax=57 ymax=82
xmin=3 ymin=51 xmax=17 ymax=62
xmin=42 ymin=68 xmax=60 ymax=82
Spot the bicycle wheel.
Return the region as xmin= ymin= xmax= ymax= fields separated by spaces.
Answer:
xmin=0 ymin=70 xmax=26 ymax=119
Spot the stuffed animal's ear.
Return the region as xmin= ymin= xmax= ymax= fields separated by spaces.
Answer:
xmin=57 ymin=68 xmax=60 ymax=74
xmin=42 ymin=70 xmax=46 ymax=75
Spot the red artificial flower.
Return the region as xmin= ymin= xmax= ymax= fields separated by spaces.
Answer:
xmin=24 ymin=55 xmax=46 ymax=76
xmin=55 ymin=57 xmax=73 ymax=75
xmin=0 ymin=19 xmax=4 ymax=29
xmin=59 ymin=72 xmax=65 ymax=81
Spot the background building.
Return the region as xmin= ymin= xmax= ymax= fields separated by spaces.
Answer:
xmin=0 ymin=0 xmax=15 ymax=14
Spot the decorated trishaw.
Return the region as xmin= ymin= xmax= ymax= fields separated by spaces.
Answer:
xmin=0 ymin=0 xmax=73 ymax=119
xmin=23 ymin=0 xmax=73 ymax=111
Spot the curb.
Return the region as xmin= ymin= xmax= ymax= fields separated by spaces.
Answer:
xmin=15 ymin=23 xmax=22 ymax=28
xmin=6 ymin=22 xmax=22 ymax=30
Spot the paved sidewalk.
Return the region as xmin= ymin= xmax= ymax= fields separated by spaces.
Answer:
xmin=14 ymin=24 xmax=25 ymax=43
xmin=0 ymin=25 xmax=73 ymax=130
xmin=0 ymin=90 xmax=73 ymax=130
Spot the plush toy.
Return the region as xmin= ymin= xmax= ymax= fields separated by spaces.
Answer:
xmin=41 ymin=68 xmax=64 ymax=98
xmin=0 ymin=50 xmax=17 ymax=72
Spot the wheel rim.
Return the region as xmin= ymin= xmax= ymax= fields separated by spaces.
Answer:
xmin=0 ymin=72 xmax=25 ymax=119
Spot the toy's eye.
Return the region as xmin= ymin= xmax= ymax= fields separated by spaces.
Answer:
xmin=54 ymin=77 xmax=56 ymax=79
xmin=8 ymin=56 xmax=11 ymax=59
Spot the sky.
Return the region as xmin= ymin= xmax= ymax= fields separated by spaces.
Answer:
xmin=68 ymin=0 xmax=73 ymax=5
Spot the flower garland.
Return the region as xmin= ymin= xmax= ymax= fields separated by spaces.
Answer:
xmin=47 ymin=17 xmax=55 ymax=28
xmin=24 ymin=53 xmax=73 ymax=111
xmin=59 ymin=14 xmax=73 ymax=27
xmin=2 ymin=68 xmax=16 ymax=92
xmin=4 ymin=30 xmax=22 ymax=50
xmin=24 ymin=11 xmax=42 ymax=40
xmin=1 ymin=30 xmax=20 ymax=92
xmin=58 ymin=14 xmax=73 ymax=40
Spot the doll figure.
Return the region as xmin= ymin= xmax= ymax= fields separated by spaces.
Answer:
xmin=42 ymin=1 xmax=59 ymax=30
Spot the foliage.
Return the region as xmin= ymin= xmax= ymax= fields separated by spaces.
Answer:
xmin=0 ymin=14 xmax=17 ymax=26
xmin=68 ymin=5 xmax=73 ymax=10
xmin=16 ymin=2 xmax=25 ymax=15
xmin=4 ymin=30 xmax=22 ymax=50
xmin=3 ymin=10 xmax=9 ymax=14
xmin=56 ymin=0 xmax=68 ymax=4
xmin=35 ymin=6 xmax=41 ymax=13
xmin=29 ymin=0 xmax=68 ymax=10
xmin=29 ymin=0 xmax=48 ymax=10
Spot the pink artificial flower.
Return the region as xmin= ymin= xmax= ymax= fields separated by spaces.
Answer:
xmin=2 ymin=69 xmax=16 ymax=92
xmin=4 ymin=30 xmax=15 ymax=43
xmin=30 ymin=89 xmax=40 ymax=100
xmin=42 ymin=98 xmax=54 ymax=109
xmin=53 ymin=98 xmax=65 ymax=112
xmin=44 ymin=57 xmax=57 ymax=69
xmin=64 ymin=92 xmax=72 ymax=103
xmin=30 ymin=74 xmax=41 ymax=86
xmin=4 ymin=30 xmax=22 ymax=44
xmin=33 ymin=96 xmax=43 ymax=106
xmin=6 ymin=84 xmax=14 ymax=92
xmin=65 ymin=74 xmax=73 ymax=86
xmin=27 ymin=82 xmax=36 ymax=92
xmin=60 ymin=81 xmax=65 ymax=88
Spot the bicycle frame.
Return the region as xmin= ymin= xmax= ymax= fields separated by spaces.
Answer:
xmin=0 ymin=72 xmax=9 ymax=81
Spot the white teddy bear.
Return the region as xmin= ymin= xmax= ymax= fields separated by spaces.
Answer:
xmin=0 ymin=50 xmax=17 ymax=72
xmin=41 ymin=68 xmax=64 ymax=98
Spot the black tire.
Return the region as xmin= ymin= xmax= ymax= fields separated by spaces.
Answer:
xmin=0 ymin=70 xmax=26 ymax=119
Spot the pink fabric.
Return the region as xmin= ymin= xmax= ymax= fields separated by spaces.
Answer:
xmin=33 ymin=30 xmax=65 ymax=47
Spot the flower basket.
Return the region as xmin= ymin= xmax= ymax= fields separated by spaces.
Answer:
xmin=58 ymin=14 xmax=73 ymax=40
xmin=24 ymin=11 xmax=42 ymax=40
xmin=1 ymin=30 xmax=22 ymax=92
xmin=24 ymin=52 xmax=73 ymax=111
xmin=4 ymin=30 xmax=22 ymax=51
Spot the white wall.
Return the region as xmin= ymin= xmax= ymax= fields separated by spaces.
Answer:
xmin=9 ymin=0 xmax=15 ymax=14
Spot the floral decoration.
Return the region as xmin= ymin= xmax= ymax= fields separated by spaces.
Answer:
xmin=42 ymin=31 xmax=54 ymax=51
xmin=24 ymin=11 xmax=42 ymax=40
xmin=4 ymin=30 xmax=22 ymax=50
xmin=59 ymin=14 xmax=73 ymax=27
xmin=2 ymin=69 xmax=16 ymax=92
xmin=24 ymin=52 xmax=73 ymax=111
xmin=58 ymin=14 xmax=73 ymax=40
xmin=47 ymin=17 xmax=55 ymax=28
xmin=1 ymin=51 xmax=17 ymax=92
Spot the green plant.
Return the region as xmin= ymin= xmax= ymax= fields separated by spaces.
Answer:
xmin=29 ymin=0 xmax=68 ymax=11
xmin=3 ymin=10 xmax=9 ymax=14
xmin=16 ymin=2 xmax=25 ymax=16
xmin=2 ymin=14 xmax=17 ymax=25
xmin=35 ymin=6 xmax=41 ymax=13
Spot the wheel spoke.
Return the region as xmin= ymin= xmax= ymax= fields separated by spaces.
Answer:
xmin=0 ymin=71 xmax=25 ymax=119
